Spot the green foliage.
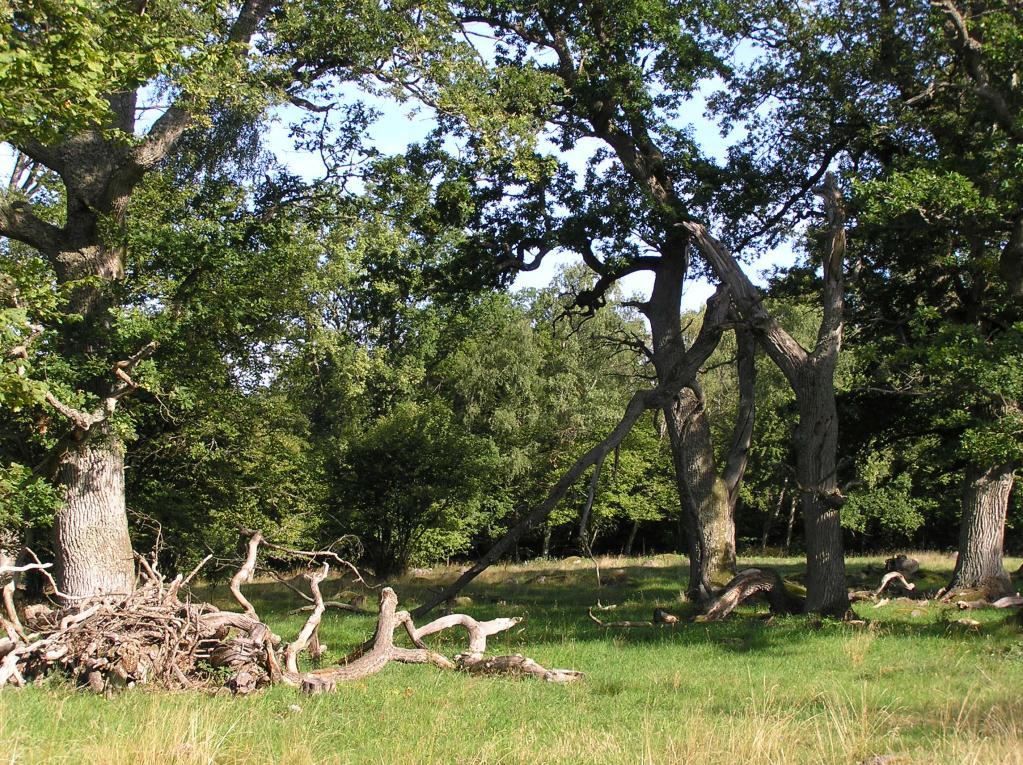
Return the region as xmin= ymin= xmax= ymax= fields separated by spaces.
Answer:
xmin=0 ymin=461 xmax=59 ymax=533
xmin=337 ymin=401 xmax=499 ymax=575
xmin=841 ymin=448 xmax=933 ymax=541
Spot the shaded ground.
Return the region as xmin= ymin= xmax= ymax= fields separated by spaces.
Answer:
xmin=1 ymin=552 xmax=1022 ymax=764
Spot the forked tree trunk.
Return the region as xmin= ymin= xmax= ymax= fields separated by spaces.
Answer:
xmin=685 ymin=174 xmax=850 ymax=616
xmin=947 ymin=462 xmax=1016 ymax=595
xmin=53 ymin=432 xmax=135 ymax=601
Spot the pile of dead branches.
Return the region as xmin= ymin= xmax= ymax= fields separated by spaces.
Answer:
xmin=1 ymin=531 xmax=582 ymax=693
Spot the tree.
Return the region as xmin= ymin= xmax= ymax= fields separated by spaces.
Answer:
xmin=337 ymin=401 xmax=498 ymax=577
xmin=0 ymin=0 xmax=480 ymax=599
xmin=442 ymin=0 xmax=761 ymax=594
xmin=759 ymin=0 xmax=1023 ymax=594
xmin=685 ymin=175 xmax=852 ymax=615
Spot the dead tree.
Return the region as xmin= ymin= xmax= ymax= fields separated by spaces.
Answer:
xmin=0 ymin=531 xmax=581 ymax=693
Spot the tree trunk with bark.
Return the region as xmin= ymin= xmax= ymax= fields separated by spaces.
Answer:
xmin=646 ymin=252 xmax=737 ymax=598
xmin=53 ymin=433 xmax=135 ymax=600
xmin=685 ymin=174 xmax=850 ymax=615
xmin=946 ymin=462 xmax=1016 ymax=596
xmin=793 ymin=377 xmax=848 ymax=613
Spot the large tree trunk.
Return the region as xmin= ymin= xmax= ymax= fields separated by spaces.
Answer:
xmin=663 ymin=393 xmax=735 ymax=596
xmin=947 ymin=462 xmax=1016 ymax=596
xmin=53 ymin=431 xmax=135 ymax=601
xmin=795 ymin=378 xmax=848 ymax=615
xmin=647 ymin=254 xmax=736 ymax=599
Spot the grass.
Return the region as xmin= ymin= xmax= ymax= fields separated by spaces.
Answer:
xmin=2 ymin=552 xmax=1022 ymax=764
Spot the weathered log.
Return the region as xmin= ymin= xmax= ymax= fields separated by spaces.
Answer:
xmin=875 ymin=571 xmax=917 ymax=598
xmin=284 ymin=564 xmax=329 ymax=674
xmin=957 ymin=594 xmax=1023 ymax=610
xmin=456 ymin=653 xmax=584 ymax=683
xmin=699 ymin=568 xmax=803 ymax=621
xmin=230 ymin=529 xmax=263 ymax=619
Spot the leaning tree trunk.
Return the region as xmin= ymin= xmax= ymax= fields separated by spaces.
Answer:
xmin=647 ymin=253 xmax=736 ymax=599
xmin=947 ymin=462 xmax=1016 ymax=596
xmin=794 ymin=377 xmax=848 ymax=615
xmin=663 ymin=393 xmax=736 ymax=595
xmin=53 ymin=430 xmax=135 ymax=601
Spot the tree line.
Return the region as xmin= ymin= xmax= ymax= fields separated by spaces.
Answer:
xmin=1 ymin=0 xmax=1020 ymax=616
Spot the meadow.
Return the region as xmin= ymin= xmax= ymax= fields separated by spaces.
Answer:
xmin=2 ymin=552 xmax=1022 ymax=765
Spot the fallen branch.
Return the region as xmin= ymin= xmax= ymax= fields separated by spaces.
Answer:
xmin=698 ymin=568 xmax=803 ymax=621
xmin=1 ymin=536 xmax=579 ymax=695
xmin=288 ymin=600 xmax=371 ymax=615
xmin=284 ymin=564 xmax=329 ymax=674
xmin=230 ymin=530 xmax=263 ymax=619
xmin=875 ymin=571 xmax=917 ymax=598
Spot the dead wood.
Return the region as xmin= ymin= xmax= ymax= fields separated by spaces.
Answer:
xmin=230 ymin=529 xmax=263 ymax=619
xmin=957 ymin=594 xmax=1023 ymax=610
xmin=875 ymin=571 xmax=917 ymax=598
xmin=288 ymin=600 xmax=370 ymax=616
xmin=699 ymin=568 xmax=803 ymax=621
xmin=0 ymin=531 xmax=580 ymax=695
xmin=297 ymin=590 xmax=578 ymax=693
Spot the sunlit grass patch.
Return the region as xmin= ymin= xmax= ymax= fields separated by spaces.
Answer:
xmin=1 ymin=552 xmax=1021 ymax=764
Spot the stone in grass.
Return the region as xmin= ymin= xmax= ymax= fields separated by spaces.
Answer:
xmin=910 ymin=609 xmax=924 ymax=618
xmin=453 ymin=596 xmax=473 ymax=607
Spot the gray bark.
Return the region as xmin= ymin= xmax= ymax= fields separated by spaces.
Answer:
xmin=947 ymin=462 xmax=1016 ymax=595
xmin=53 ymin=432 xmax=135 ymax=601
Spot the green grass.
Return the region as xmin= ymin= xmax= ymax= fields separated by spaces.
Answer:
xmin=2 ymin=552 xmax=1022 ymax=764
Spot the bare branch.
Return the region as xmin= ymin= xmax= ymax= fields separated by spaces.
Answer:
xmin=722 ymin=325 xmax=756 ymax=504
xmin=284 ymin=563 xmax=329 ymax=674
xmin=230 ymin=530 xmax=263 ymax=619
